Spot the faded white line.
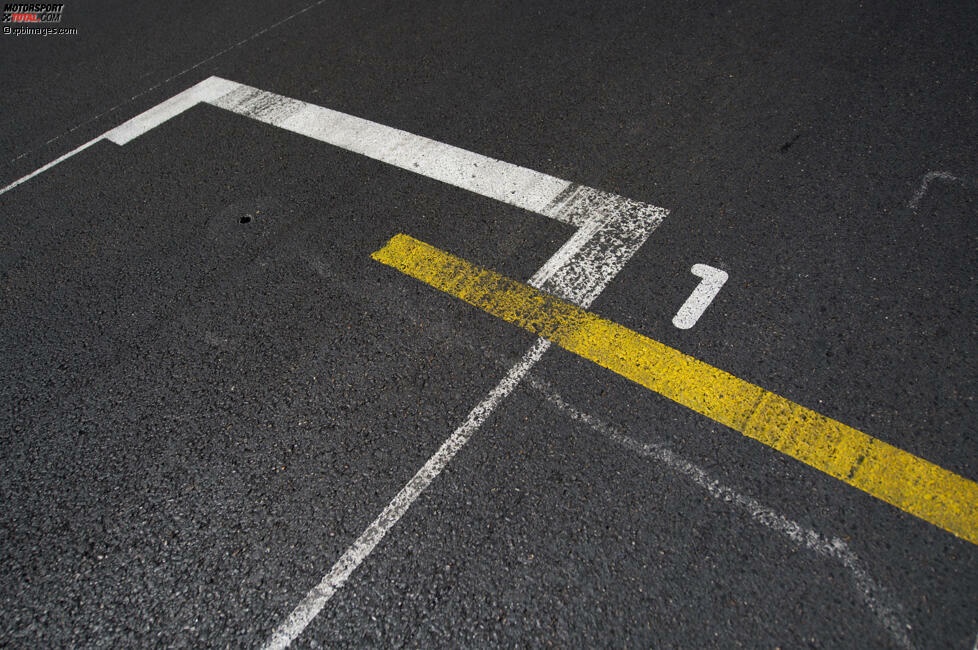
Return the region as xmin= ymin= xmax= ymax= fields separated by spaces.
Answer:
xmin=672 ymin=263 xmax=728 ymax=329
xmin=908 ymin=171 xmax=969 ymax=210
xmin=526 ymin=375 xmax=913 ymax=650
xmin=5 ymin=0 xmax=330 ymax=165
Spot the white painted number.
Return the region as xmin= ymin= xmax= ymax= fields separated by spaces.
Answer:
xmin=672 ymin=264 xmax=728 ymax=329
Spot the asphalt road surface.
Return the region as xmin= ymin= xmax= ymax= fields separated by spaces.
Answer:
xmin=1 ymin=1 xmax=976 ymax=647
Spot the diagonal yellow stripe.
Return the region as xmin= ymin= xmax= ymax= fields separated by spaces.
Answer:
xmin=372 ymin=233 xmax=978 ymax=545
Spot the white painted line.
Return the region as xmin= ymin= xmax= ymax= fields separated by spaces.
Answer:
xmin=672 ymin=263 xmax=728 ymax=329
xmin=2 ymin=77 xmax=240 ymax=196
xmin=0 ymin=136 xmax=103 ymax=197
xmin=104 ymin=77 xmax=240 ymax=145
xmin=207 ymin=83 xmax=667 ymax=304
xmin=907 ymin=170 xmax=970 ymax=210
xmin=209 ymin=82 xmax=577 ymax=223
xmin=0 ymin=75 xmax=669 ymax=646
xmin=526 ymin=375 xmax=913 ymax=650
xmin=263 ymin=338 xmax=552 ymax=650
xmin=4 ymin=76 xmax=667 ymax=254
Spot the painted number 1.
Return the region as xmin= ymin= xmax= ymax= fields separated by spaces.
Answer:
xmin=672 ymin=264 xmax=728 ymax=329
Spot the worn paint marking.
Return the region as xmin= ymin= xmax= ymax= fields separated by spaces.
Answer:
xmin=527 ymin=375 xmax=912 ymax=649
xmin=372 ymin=233 xmax=978 ymax=546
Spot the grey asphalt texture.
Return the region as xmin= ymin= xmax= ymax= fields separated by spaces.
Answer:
xmin=1 ymin=1 xmax=976 ymax=647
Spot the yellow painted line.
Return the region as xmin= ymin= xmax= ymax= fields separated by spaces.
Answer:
xmin=372 ymin=233 xmax=978 ymax=545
